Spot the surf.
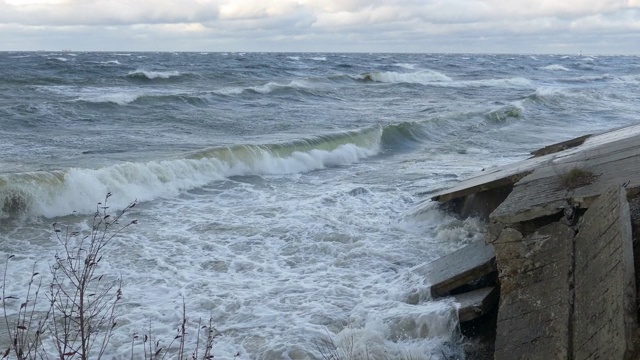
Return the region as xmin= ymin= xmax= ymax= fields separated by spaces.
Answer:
xmin=0 ymin=128 xmax=384 ymax=219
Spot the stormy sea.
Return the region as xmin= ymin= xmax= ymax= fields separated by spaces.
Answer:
xmin=0 ymin=52 xmax=638 ymax=359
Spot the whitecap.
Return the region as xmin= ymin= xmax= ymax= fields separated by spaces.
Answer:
xmin=540 ymin=64 xmax=570 ymax=71
xmin=363 ymin=70 xmax=452 ymax=84
xmin=127 ymin=69 xmax=181 ymax=79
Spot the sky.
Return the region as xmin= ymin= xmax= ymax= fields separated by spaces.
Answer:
xmin=1 ymin=0 xmax=640 ymax=54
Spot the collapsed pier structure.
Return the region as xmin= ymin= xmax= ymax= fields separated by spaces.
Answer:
xmin=420 ymin=124 xmax=640 ymax=359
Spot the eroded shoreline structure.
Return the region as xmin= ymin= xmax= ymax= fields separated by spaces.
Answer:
xmin=423 ymin=123 xmax=640 ymax=359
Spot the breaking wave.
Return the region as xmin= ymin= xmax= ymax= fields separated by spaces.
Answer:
xmin=360 ymin=70 xmax=452 ymax=84
xmin=126 ymin=70 xmax=184 ymax=80
xmin=98 ymin=60 xmax=122 ymax=65
xmin=524 ymin=86 xmax=611 ymax=106
xmin=215 ymin=80 xmax=316 ymax=95
xmin=357 ymin=70 xmax=533 ymax=89
xmin=0 ymin=128 xmax=384 ymax=218
xmin=541 ymin=64 xmax=570 ymax=71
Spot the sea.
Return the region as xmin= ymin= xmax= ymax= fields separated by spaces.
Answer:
xmin=0 ymin=52 xmax=638 ymax=359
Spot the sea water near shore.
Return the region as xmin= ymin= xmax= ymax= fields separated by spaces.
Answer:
xmin=0 ymin=52 xmax=638 ymax=358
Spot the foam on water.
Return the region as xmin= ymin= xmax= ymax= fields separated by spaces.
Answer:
xmin=250 ymin=80 xmax=311 ymax=94
xmin=91 ymin=165 xmax=483 ymax=358
xmin=528 ymin=86 xmax=608 ymax=103
xmin=97 ymin=59 xmax=122 ymax=65
xmin=361 ymin=70 xmax=452 ymax=83
xmin=359 ymin=70 xmax=534 ymax=89
xmin=2 ymin=52 xmax=639 ymax=359
xmin=127 ymin=69 xmax=182 ymax=79
xmin=541 ymin=64 xmax=570 ymax=71
xmin=0 ymin=138 xmax=380 ymax=218
xmin=394 ymin=63 xmax=417 ymax=69
xmin=453 ymin=77 xmax=534 ymax=88
xmin=77 ymin=90 xmax=143 ymax=105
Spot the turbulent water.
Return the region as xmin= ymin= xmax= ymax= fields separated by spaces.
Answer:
xmin=0 ymin=52 xmax=638 ymax=359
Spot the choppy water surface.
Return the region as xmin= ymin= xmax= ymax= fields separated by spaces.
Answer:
xmin=0 ymin=52 xmax=638 ymax=358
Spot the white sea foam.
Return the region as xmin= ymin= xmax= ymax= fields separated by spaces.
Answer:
xmin=394 ymin=63 xmax=417 ymax=69
xmin=88 ymin=157 xmax=477 ymax=358
xmin=214 ymin=87 xmax=245 ymax=96
xmin=43 ymin=86 xmax=176 ymax=105
xmin=616 ymin=74 xmax=640 ymax=84
xmin=6 ymin=142 xmax=379 ymax=218
xmin=364 ymin=70 xmax=452 ymax=84
xmin=310 ymin=56 xmax=327 ymax=61
xmin=362 ymin=70 xmax=533 ymax=89
xmin=128 ymin=69 xmax=181 ymax=79
xmin=541 ymin=64 xmax=570 ymax=71
xmin=77 ymin=91 xmax=141 ymax=105
xmin=250 ymin=80 xmax=312 ymax=94
xmin=287 ymin=56 xmax=300 ymax=61
xmin=98 ymin=60 xmax=121 ymax=65
xmin=456 ymin=77 xmax=534 ymax=88
xmin=531 ymin=86 xmax=574 ymax=99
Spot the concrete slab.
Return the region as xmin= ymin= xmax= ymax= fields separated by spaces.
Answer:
xmin=492 ymin=131 xmax=640 ymax=224
xmin=529 ymin=134 xmax=592 ymax=157
xmin=572 ymin=187 xmax=638 ymax=360
xmin=492 ymin=223 xmax=574 ymax=360
xmin=454 ymin=287 xmax=498 ymax=323
xmin=413 ymin=241 xmax=496 ymax=298
xmin=431 ymin=123 xmax=640 ymax=214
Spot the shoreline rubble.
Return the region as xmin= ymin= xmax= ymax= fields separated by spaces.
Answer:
xmin=420 ymin=123 xmax=640 ymax=359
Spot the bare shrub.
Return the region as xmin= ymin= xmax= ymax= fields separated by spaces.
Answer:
xmin=2 ymin=193 xmax=220 ymax=359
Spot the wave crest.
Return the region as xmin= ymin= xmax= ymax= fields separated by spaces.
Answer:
xmin=540 ymin=64 xmax=570 ymax=71
xmin=127 ymin=70 xmax=182 ymax=80
xmin=0 ymin=130 xmax=383 ymax=219
xmin=360 ymin=70 xmax=452 ymax=84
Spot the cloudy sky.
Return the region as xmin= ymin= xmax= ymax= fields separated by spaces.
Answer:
xmin=1 ymin=0 xmax=639 ymax=54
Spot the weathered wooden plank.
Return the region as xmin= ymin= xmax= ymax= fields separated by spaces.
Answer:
xmin=492 ymin=223 xmax=574 ymax=360
xmin=454 ymin=287 xmax=498 ymax=323
xmin=573 ymin=186 xmax=638 ymax=360
xmin=413 ymin=241 xmax=496 ymax=298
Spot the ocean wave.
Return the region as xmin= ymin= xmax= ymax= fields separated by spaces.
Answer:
xmin=615 ymin=74 xmax=640 ymax=84
xmin=562 ymin=74 xmax=613 ymax=83
xmin=75 ymin=90 xmax=208 ymax=106
xmin=215 ymin=80 xmax=316 ymax=95
xmin=359 ymin=70 xmax=452 ymax=84
xmin=0 ymin=129 xmax=383 ymax=218
xmin=394 ymin=63 xmax=416 ymax=70
xmin=77 ymin=92 xmax=141 ymax=105
xmin=310 ymin=57 xmax=327 ymax=61
xmin=540 ymin=64 xmax=570 ymax=71
xmin=357 ymin=70 xmax=532 ymax=89
xmin=126 ymin=69 xmax=183 ymax=80
xmin=98 ymin=60 xmax=122 ymax=65
xmin=250 ymin=80 xmax=312 ymax=94
xmin=483 ymin=104 xmax=524 ymax=123
xmin=454 ymin=77 xmax=533 ymax=88
xmin=526 ymin=86 xmax=606 ymax=104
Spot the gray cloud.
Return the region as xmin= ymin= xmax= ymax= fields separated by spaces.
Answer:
xmin=1 ymin=0 xmax=639 ymax=53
